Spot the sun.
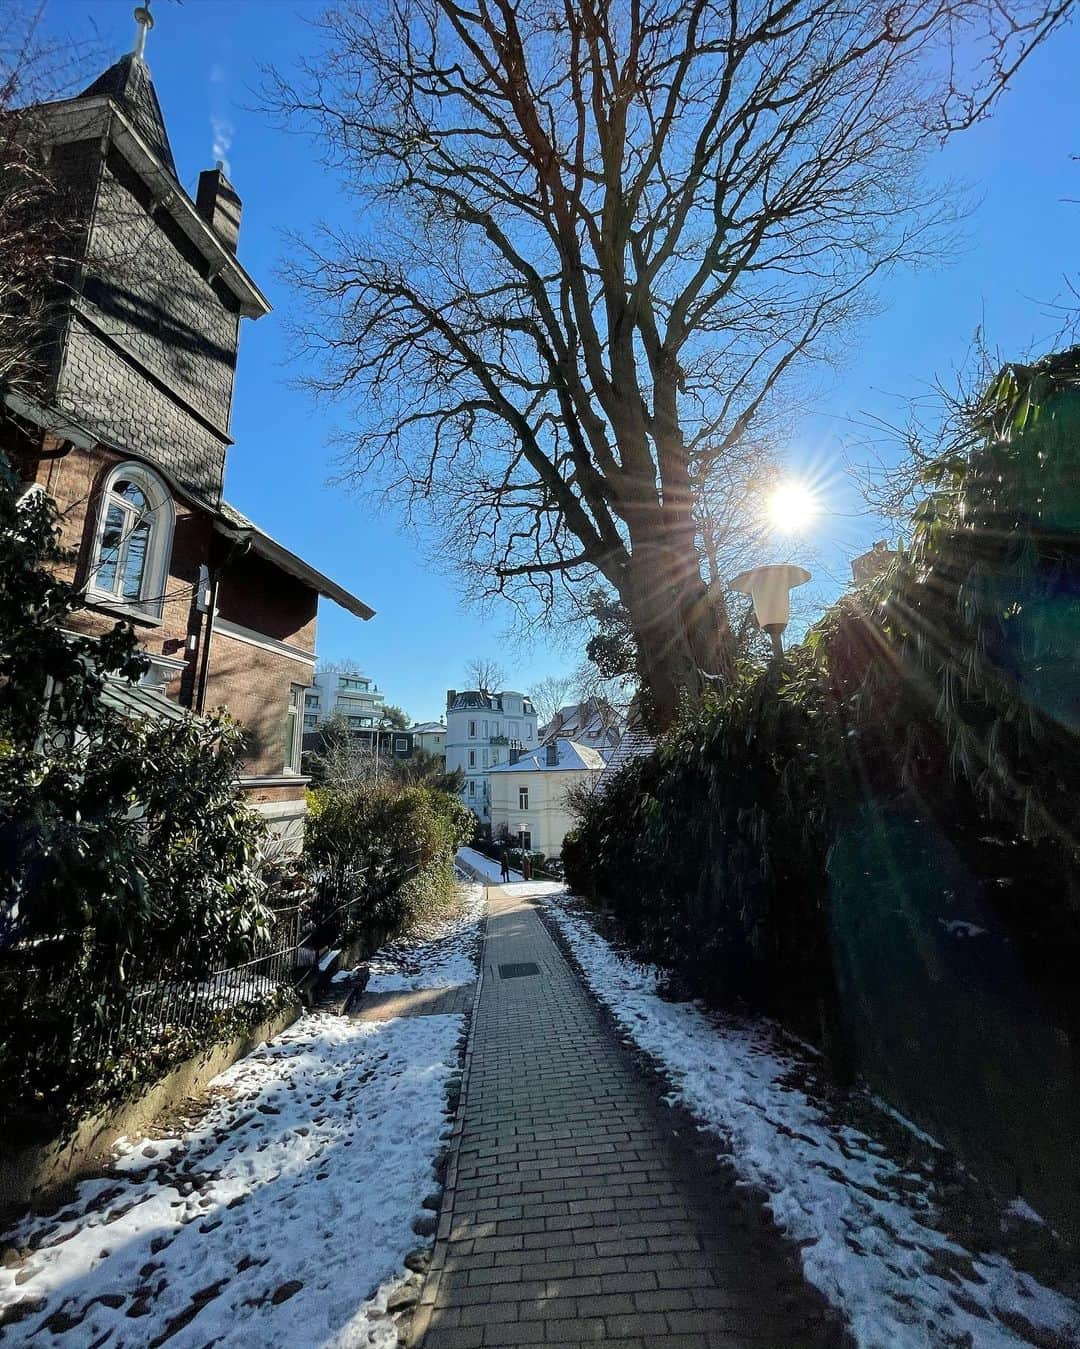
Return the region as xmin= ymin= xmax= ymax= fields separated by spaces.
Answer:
xmin=767 ymin=480 xmax=820 ymax=534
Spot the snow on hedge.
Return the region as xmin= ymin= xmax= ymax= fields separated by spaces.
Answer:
xmin=545 ymin=893 xmax=1080 ymax=1349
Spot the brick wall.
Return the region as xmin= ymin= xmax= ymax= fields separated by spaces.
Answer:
xmin=20 ymin=439 xmax=208 ymax=702
xmin=203 ymin=633 xmax=312 ymax=779
xmin=216 ymin=549 xmax=317 ymax=648
xmin=209 ymin=550 xmax=317 ymax=778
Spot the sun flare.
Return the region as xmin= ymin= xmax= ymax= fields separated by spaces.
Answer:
xmin=767 ymin=480 xmax=820 ymax=534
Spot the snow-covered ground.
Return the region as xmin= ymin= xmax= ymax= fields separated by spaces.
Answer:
xmin=362 ymin=882 xmax=485 ymax=992
xmin=0 ymin=889 xmax=484 ymax=1347
xmin=455 ymin=846 xmax=520 ymax=883
xmin=544 ymin=890 xmax=1080 ymax=1349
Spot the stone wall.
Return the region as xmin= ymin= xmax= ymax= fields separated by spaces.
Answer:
xmin=0 ymin=1003 xmax=301 ymax=1223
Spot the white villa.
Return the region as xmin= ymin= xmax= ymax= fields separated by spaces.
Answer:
xmin=410 ymin=719 xmax=448 ymax=762
xmin=445 ymin=688 xmax=538 ymax=822
xmin=488 ymin=739 xmax=606 ymax=858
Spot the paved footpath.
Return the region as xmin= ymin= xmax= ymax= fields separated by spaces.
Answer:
xmin=410 ymin=885 xmax=841 ymax=1349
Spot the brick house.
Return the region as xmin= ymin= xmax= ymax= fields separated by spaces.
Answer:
xmin=1 ymin=23 xmax=373 ymax=848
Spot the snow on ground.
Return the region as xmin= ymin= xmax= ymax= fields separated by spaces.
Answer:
xmin=497 ymin=880 xmax=564 ymax=901
xmin=544 ymin=890 xmax=1080 ymax=1349
xmin=363 ymin=882 xmax=485 ymax=992
xmin=455 ymin=846 xmax=521 ymax=883
xmin=0 ymin=894 xmax=483 ymax=1347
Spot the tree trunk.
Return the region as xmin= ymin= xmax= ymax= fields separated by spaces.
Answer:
xmin=620 ymin=517 xmax=735 ymax=728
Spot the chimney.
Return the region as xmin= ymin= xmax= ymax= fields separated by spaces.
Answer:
xmin=546 ymin=741 xmax=559 ymax=768
xmin=509 ymin=745 xmax=521 ymax=765
xmin=196 ymin=164 xmax=242 ymax=254
xmin=447 ymin=689 xmax=456 ymax=709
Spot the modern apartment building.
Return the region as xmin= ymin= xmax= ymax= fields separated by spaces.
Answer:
xmin=444 ymin=689 xmax=538 ymax=821
xmin=303 ymin=670 xmax=385 ymax=734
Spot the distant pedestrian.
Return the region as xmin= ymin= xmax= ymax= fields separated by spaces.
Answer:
xmin=521 ymin=851 xmax=532 ymax=882
xmin=499 ymin=842 xmax=511 ymax=883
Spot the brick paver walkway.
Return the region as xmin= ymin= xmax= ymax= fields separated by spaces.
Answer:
xmin=350 ymin=984 xmax=475 ymax=1021
xmin=410 ymin=886 xmax=838 ymax=1349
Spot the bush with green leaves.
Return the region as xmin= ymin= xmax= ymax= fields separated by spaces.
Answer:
xmin=566 ymin=348 xmax=1080 ymax=1038
xmin=0 ymin=453 xmax=272 ymax=1129
xmin=304 ymin=779 xmax=473 ymax=948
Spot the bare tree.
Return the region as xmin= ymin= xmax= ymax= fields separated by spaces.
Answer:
xmin=464 ymin=655 xmax=507 ymax=696
xmin=317 ymin=656 xmax=370 ymax=676
xmin=305 ymin=711 xmax=380 ymax=787
xmin=275 ymin=0 xmax=1073 ymax=725
xmin=529 ymin=673 xmax=580 ymax=729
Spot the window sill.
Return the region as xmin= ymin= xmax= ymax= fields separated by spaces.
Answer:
xmin=239 ymin=774 xmax=312 ymax=789
xmin=84 ymin=592 xmax=164 ymax=629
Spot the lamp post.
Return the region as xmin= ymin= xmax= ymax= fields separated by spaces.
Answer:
xmin=729 ymin=563 xmax=812 ymax=659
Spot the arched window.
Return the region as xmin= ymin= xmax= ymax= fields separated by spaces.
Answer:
xmin=88 ymin=463 xmax=174 ymax=618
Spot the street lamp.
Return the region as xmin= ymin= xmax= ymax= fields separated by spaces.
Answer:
xmin=729 ymin=563 xmax=811 ymax=659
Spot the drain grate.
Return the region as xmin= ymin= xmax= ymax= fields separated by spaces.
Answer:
xmin=498 ymin=962 xmax=540 ymax=979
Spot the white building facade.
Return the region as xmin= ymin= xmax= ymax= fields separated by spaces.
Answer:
xmin=304 ymin=670 xmax=385 ymax=734
xmin=445 ymin=689 xmax=538 ymax=822
xmin=488 ymin=739 xmax=605 ymax=858
xmin=410 ymin=720 xmax=448 ymax=762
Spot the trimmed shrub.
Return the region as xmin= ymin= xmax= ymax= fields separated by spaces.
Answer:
xmin=304 ymin=781 xmax=473 ymax=949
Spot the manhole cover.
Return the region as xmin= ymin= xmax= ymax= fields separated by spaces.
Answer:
xmin=499 ymin=962 xmax=540 ymax=979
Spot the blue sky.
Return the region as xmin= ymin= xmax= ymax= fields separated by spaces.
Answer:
xmin=41 ymin=0 xmax=1080 ymax=721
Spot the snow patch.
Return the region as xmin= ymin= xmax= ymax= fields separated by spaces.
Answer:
xmin=364 ymin=883 xmax=485 ymax=992
xmin=545 ymin=893 xmax=1080 ymax=1349
xmin=0 ymin=1015 xmax=459 ymax=1343
xmin=456 ymin=846 xmax=519 ymax=882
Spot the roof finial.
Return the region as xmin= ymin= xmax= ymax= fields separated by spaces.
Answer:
xmin=133 ymin=4 xmax=154 ymax=62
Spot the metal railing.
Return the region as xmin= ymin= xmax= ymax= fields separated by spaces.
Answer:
xmin=0 ymin=848 xmax=438 ymax=1124
xmin=85 ymin=902 xmax=308 ymax=1062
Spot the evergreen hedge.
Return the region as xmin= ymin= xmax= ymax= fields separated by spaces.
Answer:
xmin=565 ymin=349 xmax=1080 ymax=1047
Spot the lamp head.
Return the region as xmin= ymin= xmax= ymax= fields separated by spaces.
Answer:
xmin=729 ymin=563 xmax=812 ymax=631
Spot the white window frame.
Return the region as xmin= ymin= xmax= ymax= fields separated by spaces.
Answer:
xmin=86 ymin=461 xmax=174 ymax=619
xmin=468 ymin=719 xmax=477 ymax=738
xmin=285 ymin=683 xmax=305 ymax=773
xmin=468 ymin=749 xmax=476 ymax=768
xmin=518 ymin=786 xmax=529 ymax=810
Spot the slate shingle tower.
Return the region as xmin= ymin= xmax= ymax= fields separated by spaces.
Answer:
xmin=26 ymin=4 xmax=269 ymax=507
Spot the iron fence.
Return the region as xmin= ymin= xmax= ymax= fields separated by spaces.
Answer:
xmin=0 ymin=900 xmax=309 ymax=1084
xmin=0 ymin=847 xmax=431 ymax=1125
xmin=88 ymin=901 xmax=308 ymax=1061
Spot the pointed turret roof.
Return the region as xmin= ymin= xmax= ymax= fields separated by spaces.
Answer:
xmin=78 ymin=53 xmax=176 ymax=177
